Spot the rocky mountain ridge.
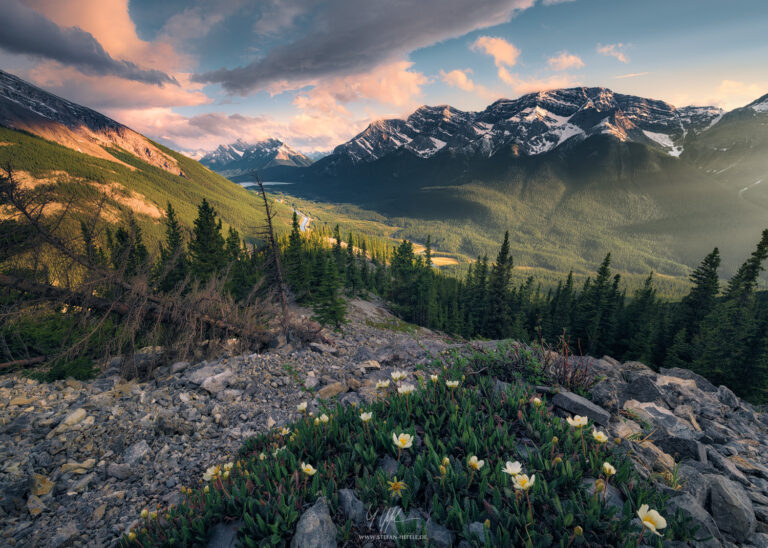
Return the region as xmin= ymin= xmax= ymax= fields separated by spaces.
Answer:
xmin=0 ymin=69 xmax=183 ymax=176
xmin=199 ymin=138 xmax=313 ymax=176
xmin=329 ymin=87 xmax=724 ymax=163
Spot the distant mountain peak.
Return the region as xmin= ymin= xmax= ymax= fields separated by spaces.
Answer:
xmin=746 ymin=93 xmax=768 ymax=113
xmin=200 ymin=138 xmax=312 ymax=175
xmin=330 ymin=87 xmax=724 ymax=164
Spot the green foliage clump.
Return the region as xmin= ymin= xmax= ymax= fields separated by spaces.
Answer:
xmin=124 ymin=349 xmax=698 ymax=547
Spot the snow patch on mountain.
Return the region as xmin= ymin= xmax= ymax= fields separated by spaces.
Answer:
xmin=200 ymin=138 xmax=312 ymax=174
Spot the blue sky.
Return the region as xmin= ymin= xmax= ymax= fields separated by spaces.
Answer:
xmin=1 ymin=0 xmax=767 ymax=153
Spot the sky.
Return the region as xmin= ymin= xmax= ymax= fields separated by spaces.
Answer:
xmin=1 ymin=0 xmax=767 ymax=155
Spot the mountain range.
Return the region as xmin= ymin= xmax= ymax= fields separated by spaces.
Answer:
xmin=199 ymin=138 xmax=312 ymax=176
xmin=255 ymin=87 xmax=768 ymax=278
xmin=1 ymin=66 xmax=766 ymax=282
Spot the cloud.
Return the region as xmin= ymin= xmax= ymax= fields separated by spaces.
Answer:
xmin=614 ymin=72 xmax=648 ymax=79
xmin=716 ymin=80 xmax=768 ymax=108
xmin=193 ymin=0 xmax=535 ymax=94
xmin=0 ymin=0 xmax=177 ymax=86
xmin=497 ymin=69 xmax=579 ymax=95
xmin=26 ymin=64 xmax=209 ymax=111
xmin=547 ymin=51 xmax=584 ymax=71
xmin=597 ymin=43 xmax=629 ymax=63
xmin=113 ymin=106 xmax=366 ymax=154
xmin=440 ymin=68 xmax=498 ymax=101
xmin=440 ymin=69 xmax=477 ymax=92
xmin=542 ymin=0 xmax=576 ymax=4
xmin=471 ymin=36 xmax=521 ymax=68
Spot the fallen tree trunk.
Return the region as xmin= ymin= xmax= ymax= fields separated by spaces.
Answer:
xmin=0 ymin=356 xmax=46 ymax=370
xmin=0 ymin=273 xmax=267 ymax=343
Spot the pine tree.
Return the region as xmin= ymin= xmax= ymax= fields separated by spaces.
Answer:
xmin=188 ymin=199 xmax=226 ymax=281
xmin=156 ymin=202 xmax=187 ymax=292
xmin=665 ymin=248 xmax=720 ymax=366
xmin=332 ymin=224 xmax=345 ymax=277
xmin=108 ymin=216 xmax=148 ymax=277
xmin=345 ymin=231 xmax=362 ymax=296
xmin=621 ymin=273 xmax=659 ymax=363
xmin=485 ymin=231 xmax=513 ymax=338
xmin=286 ymin=211 xmax=309 ymax=299
xmin=314 ymin=253 xmax=346 ymax=328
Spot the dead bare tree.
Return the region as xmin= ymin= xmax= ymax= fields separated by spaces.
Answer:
xmin=252 ymin=170 xmax=289 ymax=337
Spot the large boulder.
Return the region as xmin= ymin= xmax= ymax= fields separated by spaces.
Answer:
xmin=708 ymin=475 xmax=756 ymax=542
xmin=552 ymin=391 xmax=610 ymax=426
xmin=338 ymin=489 xmax=366 ymax=528
xmin=667 ymin=494 xmax=721 ymax=546
xmin=291 ymin=496 xmax=337 ymax=548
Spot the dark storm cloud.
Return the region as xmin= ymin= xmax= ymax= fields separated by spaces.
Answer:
xmin=0 ymin=0 xmax=177 ymax=86
xmin=193 ymin=0 xmax=535 ymax=94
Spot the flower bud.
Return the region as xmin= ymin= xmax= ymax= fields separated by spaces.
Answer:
xmin=595 ymin=479 xmax=605 ymax=492
xmin=484 ymin=519 xmax=491 ymax=529
xmin=574 ymin=525 xmax=583 ymax=536
xmin=140 ymin=509 xmax=149 ymax=519
xmin=439 ymin=465 xmax=447 ymax=476
xmin=551 ymin=436 xmax=559 ymax=444
xmin=442 ymin=457 xmax=450 ymax=467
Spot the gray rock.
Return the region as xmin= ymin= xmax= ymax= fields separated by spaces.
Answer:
xmin=310 ymin=343 xmax=338 ymax=355
xmin=124 ymin=440 xmax=150 ymax=465
xmin=552 ymin=390 xmax=611 ymax=426
xmin=186 ymin=365 xmax=218 ymax=385
xmin=378 ymin=456 xmax=400 ymax=478
xmin=291 ymin=496 xmax=337 ymax=548
xmin=338 ymin=489 xmax=366 ymax=527
xmin=709 ymin=475 xmax=756 ymax=542
xmin=678 ymin=463 xmax=714 ymax=506
xmin=339 ymin=392 xmax=362 ymax=407
xmin=206 ymin=520 xmax=242 ymax=548
xmin=467 ymin=521 xmax=489 ymax=543
xmin=426 ymin=518 xmax=454 ymax=548
xmin=581 ymin=478 xmax=625 ymax=511
xmin=378 ymin=506 xmax=406 ymax=536
xmin=667 ymin=493 xmax=721 ymax=546
xmin=654 ymin=434 xmax=707 ymax=463
xmin=659 ymin=368 xmax=718 ymax=392
xmin=717 ymin=386 xmax=739 ymax=409
xmin=707 ymin=449 xmax=750 ymax=486
xmin=107 ymin=462 xmax=133 ymax=480
xmin=621 ymin=376 xmax=664 ymax=405
xmin=50 ymin=522 xmax=78 ymax=548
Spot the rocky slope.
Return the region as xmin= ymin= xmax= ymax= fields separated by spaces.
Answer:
xmin=2 ymin=299 xmax=768 ymax=546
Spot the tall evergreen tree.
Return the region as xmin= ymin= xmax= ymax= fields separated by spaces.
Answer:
xmin=107 ymin=216 xmax=148 ymax=277
xmin=188 ymin=199 xmax=226 ymax=281
xmin=485 ymin=231 xmax=513 ymax=338
xmin=314 ymin=253 xmax=346 ymax=327
xmin=156 ymin=202 xmax=187 ymax=292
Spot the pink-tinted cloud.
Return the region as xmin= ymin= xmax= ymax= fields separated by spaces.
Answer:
xmin=22 ymin=0 xmax=187 ymax=72
xmin=472 ymin=36 xmax=521 ymax=68
xmin=25 ymin=63 xmax=209 ymax=111
xmin=597 ymin=43 xmax=629 ymax=64
xmin=614 ymin=72 xmax=649 ymax=79
xmin=440 ymin=68 xmax=498 ymax=102
xmin=547 ymin=51 xmax=584 ymax=71
xmin=498 ymin=68 xmax=579 ymax=95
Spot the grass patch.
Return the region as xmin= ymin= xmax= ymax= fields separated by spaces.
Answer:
xmin=364 ymin=318 xmax=418 ymax=334
xmin=122 ymin=348 xmax=698 ymax=547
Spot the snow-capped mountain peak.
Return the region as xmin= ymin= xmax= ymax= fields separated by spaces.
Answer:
xmin=200 ymin=138 xmax=312 ymax=175
xmin=331 ymin=87 xmax=725 ymax=164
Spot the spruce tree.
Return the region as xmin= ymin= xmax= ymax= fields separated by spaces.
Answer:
xmin=156 ymin=202 xmax=187 ymax=292
xmin=314 ymin=253 xmax=347 ymax=328
xmin=188 ymin=199 xmax=226 ymax=281
xmin=108 ymin=217 xmax=148 ymax=277
xmin=286 ymin=211 xmax=309 ymax=299
xmin=485 ymin=231 xmax=513 ymax=338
